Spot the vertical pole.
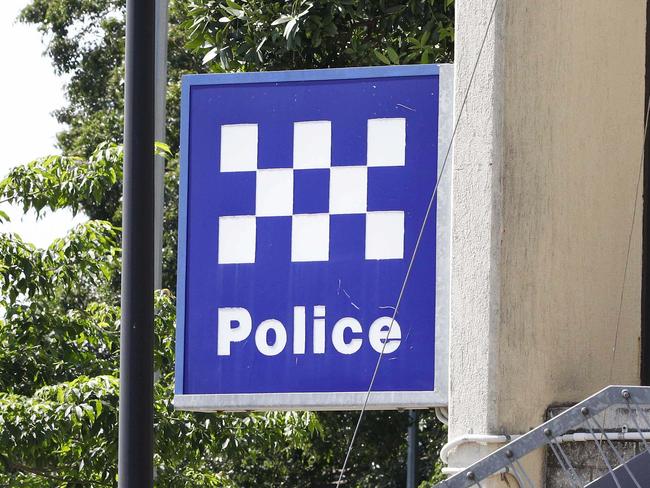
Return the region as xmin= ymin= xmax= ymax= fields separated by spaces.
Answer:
xmin=407 ymin=410 xmax=418 ymax=488
xmin=119 ymin=0 xmax=155 ymax=486
xmin=153 ymin=0 xmax=168 ymax=290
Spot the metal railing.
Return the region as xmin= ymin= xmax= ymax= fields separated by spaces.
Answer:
xmin=435 ymin=386 xmax=650 ymax=488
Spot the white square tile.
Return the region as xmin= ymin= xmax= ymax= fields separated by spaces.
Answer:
xmin=329 ymin=166 xmax=367 ymax=215
xmin=292 ymin=214 xmax=330 ymax=262
xmin=218 ymin=216 xmax=256 ymax=264
xmin=293 ymin=121 xmax=331 ymax=169
xmin=220 ymin=124 xmax=258 ymax=172
xmin=365 ymin=211 xmax=404 ymax=260
xmin=256 ymin=169 xmax=293 ymax=216
xmin=367 ymin=118 xmax=406 ymax=167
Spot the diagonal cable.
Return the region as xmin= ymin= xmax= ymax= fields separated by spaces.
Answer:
xmin=590 ymin=416 xmax=643 ymax=488
xmin=548 ymin=440 xmax=580 ymax=488
xmin=334 ymin=0 xmax=501 ymax=485
xmin=625 ymin=396 xmax=650 ymax=452
xmin=555 ymin=440 xmax=584 ymax=487
xmin=513 ymin=458 xmax=536 ymax=488
xmin=608 ymin=88 xmax=650 ymax=383
xmin=585 ymin=417 xmax=622 ymax=488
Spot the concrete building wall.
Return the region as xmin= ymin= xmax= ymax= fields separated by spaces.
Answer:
xmin=448 ymin=0 xmax=645 ymax=484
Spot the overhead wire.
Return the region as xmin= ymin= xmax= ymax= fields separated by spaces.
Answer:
xmin=334 ymin=0 xmax=501 ymax=485
xmin=608 ymin=85 xmax=650 ymax=384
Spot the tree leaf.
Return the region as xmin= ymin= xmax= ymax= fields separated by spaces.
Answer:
xmin=202 ymin=47 xmax=219 ymax=64
xmin=223 ymin=6 xmax=245 ymax=19
xmin=271 ymin=15 xmax=292 ymax=26
xmin=386 ymin=47 xmax=400 ymax=64
xmin=420 ymin=29 xmax=431 ymax=46
xmin=373 ymin=49 xmax=391 ymax=65
xmin=225 ymin=0 xmax=242 ymax=9
xmin=384 ymin=5 xmax=407 ymax=15
xmin=283 ymin=18 xmax=297 ymax=39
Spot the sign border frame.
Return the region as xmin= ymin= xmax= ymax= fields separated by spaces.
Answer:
xmin=174 ymin=64 xmax=452 ymax=411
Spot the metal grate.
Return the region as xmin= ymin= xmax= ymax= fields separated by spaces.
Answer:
xmin=435 ymin=386 xmax=650 ymax=488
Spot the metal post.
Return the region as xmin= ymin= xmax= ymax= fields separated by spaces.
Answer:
xmin=407 ymin=410 xmax=418 ymax=488
xmin=153 ymin=0 xmax=168 ymax=290
xmin=119 ymin=0 xmax=155 ymax=486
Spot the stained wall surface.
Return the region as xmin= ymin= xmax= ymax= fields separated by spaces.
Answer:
xmin=449 ymin=0 xmax=645 ymax=484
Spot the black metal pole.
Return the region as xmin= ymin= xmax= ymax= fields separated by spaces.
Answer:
xmin=406 ymin=410 xmax=417 ymax=488
xmin=119 ymin=0 xmax=155 ymax=486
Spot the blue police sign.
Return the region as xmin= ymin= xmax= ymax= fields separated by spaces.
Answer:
xmin=174 ymin=65 xmax=452 ymax=411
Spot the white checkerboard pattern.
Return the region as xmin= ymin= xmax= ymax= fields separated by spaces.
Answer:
xmin=217 ymin=119 xmax=406 ymax=264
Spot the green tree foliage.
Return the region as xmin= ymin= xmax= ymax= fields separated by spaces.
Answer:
xmin=186 ymin=0 xmax=454 ymax=71
xmin=0 ymin=147 xmax=446 ymax=486
xmin=0 ymin=0 xmax=454 ymax=485
xmin=0 ymin=155 xmax=320 ymax=485
xmin=19 ymin=0 xmax=127 ymax=159
xmin=0 ymin=143 xmax=123 ymax=221
xmin=20 ymin=0 xmax=453 ymax=157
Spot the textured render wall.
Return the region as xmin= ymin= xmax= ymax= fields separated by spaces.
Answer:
xmin=498 ymin=0 xmax=644 ymax=424
xmin=448 ymin=0 xmax=505 ymax=469
xmin=449 ymin=0 xmax=645 ymax=484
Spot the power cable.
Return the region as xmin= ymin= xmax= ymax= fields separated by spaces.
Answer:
xmin=608 ymin=88 xmax=650 ymax=384
xmin=334 ymin=0 xmax=501 ymax=484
